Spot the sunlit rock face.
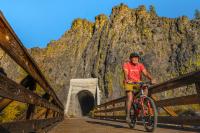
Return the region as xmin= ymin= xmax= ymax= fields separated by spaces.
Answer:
xmin=1 ymin=4 xmax=200 ymax=103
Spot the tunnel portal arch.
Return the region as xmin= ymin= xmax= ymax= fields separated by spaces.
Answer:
xmin=77 ymin=90 xmax=95 ymax=116
xmin=65 ymin=78 xmax=101 ymax=117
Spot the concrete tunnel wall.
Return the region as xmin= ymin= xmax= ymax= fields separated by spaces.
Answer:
xmin=64 ymin=78 xmax=100 ymax=117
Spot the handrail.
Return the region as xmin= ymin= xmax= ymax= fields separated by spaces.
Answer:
xmin=0 ymin=11 xmax=63 ymax=110
xmin=149 ymin=70 xmax=200 ymax=94
xmin=93 ymin=70 xmax=200 ymax=126
xmin=0 ymin=11 xmax=64 ymax=132
xmin=0 ymin=75 xmax=62 ymax=112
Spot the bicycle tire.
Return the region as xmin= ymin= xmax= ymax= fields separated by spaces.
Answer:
xmin=142 ymin=96 xmax=158 ymax=132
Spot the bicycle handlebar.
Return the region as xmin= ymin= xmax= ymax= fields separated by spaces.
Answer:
xmin=127 ymin=81 xmax=152 ymax=86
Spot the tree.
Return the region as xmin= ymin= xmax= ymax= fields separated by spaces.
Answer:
xmin=138 ymin=5 xmax=146 ymax=11
xmin=195 ymin=9 xmax=200 ymax=19
xmin=149 ymin=5 xmax=157 ymax=16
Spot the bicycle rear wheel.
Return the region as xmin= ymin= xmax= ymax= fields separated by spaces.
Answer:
xmin=142 ymin=96 xmax=157 ymax=132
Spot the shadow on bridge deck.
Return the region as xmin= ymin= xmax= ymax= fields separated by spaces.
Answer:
xmin=49 ymin=117 xmax=200 ymax=133
xmin=86 ymin=118 xmax=200 ymax=133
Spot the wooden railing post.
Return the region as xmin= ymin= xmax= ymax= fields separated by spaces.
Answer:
xmin=100 ymin=107 xmax=102 ymax=119
xmin=42 ymin=93 xmax=51 ymax=118
xmin=53 ymin=111 xmax=56 ymax=117
xmin=21 ymin=75 xmax=36 ymax=120
xmin=47 ymin=100 xmax=56 ymax=118
xmin=105 ymin=104 xmax=107 ymax=119
xmin=0 ymin=12 xmax=64 ymax=132
xmin=195 ymin=82 xmax=200 ymax=98
xmin=0 ymin=68 xmax=12 ymax=112
xmin=113 ymin=103 xmax=115 ymax=119
xmin=45 ymin=109 xmax=51 ymax=118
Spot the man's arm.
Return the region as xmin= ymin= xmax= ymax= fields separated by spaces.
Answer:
xmin=142 ymin=69 xmax=156 ymax=84
xmin=123 ymin=68 xmax=129 ymax=83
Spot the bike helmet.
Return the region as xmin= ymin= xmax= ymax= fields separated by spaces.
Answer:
xmin=129 ymin=52 xmax=140 ymax=59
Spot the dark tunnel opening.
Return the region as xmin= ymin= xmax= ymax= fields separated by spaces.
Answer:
xmin=77 ymin=90 xmax=95 ymax=116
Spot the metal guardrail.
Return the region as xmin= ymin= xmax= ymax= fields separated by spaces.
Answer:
xmin=0 ymin=11 xmax=64 ymax=132
xmin=93 ymin=70 xmax=200 ymax=126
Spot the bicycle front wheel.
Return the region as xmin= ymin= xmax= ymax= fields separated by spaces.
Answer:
xmin=142 ymin=96 xmax=157 ymax=132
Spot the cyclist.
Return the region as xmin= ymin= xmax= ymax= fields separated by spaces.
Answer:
xmin=122 ymin=52 xmax=156 ymax=123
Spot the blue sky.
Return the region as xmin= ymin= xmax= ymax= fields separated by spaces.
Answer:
xmin=0 ymin=0 xmax=200 ymax=48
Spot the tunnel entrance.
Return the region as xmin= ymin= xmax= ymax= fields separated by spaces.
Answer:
xmin=77 ymin=90 xmax=95 ymax=116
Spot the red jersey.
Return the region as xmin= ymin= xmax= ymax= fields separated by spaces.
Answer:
xmin=123 ymin=62 xmax=145 ymax=82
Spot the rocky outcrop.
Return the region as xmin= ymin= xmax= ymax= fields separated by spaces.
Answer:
xmin=1 ymin=4 xmax=200 ymax=103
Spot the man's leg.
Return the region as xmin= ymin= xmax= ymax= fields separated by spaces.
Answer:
xmin=143 ymin=86 xmax=148 ymax=96
xmin=126 ymin=91 xmax=134 ymax=122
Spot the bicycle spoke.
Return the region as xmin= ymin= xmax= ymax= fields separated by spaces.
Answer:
xmin=142 ymin=97 xmax=157 ymax=132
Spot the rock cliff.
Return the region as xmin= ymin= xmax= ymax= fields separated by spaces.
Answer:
xmin=1 ymin=4 xmax=200 ymax=103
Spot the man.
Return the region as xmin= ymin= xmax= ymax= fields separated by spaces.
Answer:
xmin=122 ymin=52 xmax=156 ymax=123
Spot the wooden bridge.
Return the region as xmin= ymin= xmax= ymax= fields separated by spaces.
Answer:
xmin=0 ymin=11 xmax=200 ymax=133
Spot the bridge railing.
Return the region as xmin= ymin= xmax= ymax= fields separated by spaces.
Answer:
xmin=0 ymin=11 xmax=64 ymax=132
xmin=92 ymin=70 xmax=200 ymax=126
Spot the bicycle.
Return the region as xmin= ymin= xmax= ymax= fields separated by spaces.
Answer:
xmin=127 ymin=82 xmax=157 ymax=132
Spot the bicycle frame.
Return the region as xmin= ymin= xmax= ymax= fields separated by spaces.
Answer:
xmin=128 ymin=82 xmax=157 ymax=132
xmin=131 ymin=82 xmax=152 ymax=117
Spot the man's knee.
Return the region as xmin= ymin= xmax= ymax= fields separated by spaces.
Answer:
xmin=143 ymin=87 xmax=148 ymax=95
xmin=126 ymin=92 xmax=133 ymax=103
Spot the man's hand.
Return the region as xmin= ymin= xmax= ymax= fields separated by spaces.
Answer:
xmin=151 ymin=79 xmax=156 ymax=85
xmin=124 ymin=79 xmax=132 ymax=84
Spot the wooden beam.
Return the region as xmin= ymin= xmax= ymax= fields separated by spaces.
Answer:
xmin=155 ymin=94 xmax=200 ymax=107
xmin=0 ymin=75 xmax=61 ymax=112
xmin=34 ymin=109 xmax=47 ymax=119
xmin=149 ymin=70 xmax=200 ymax=94
xmin=0 ymin=98 xmax=12 ymax=111
xmin=10 ymin=76 xmax=39 ymax=120
xmin=0 ymin=12 xmax=63 ymax=110
xmin=26 ymin=84 xmax=36 ymax=120
xmin=95 ymin=106 xmax=125 ymax=113
xmin=0 ymin=117 xmax=63 ymax=133
xmin=25 ymin=76 xmax=36 ymax=120
xmin=18 ymin=92 xmax=52 ymax=120
xmin=158 ymin=116 xmax=200 ymax=126
xmin=151 ymin=95 xmax=177 ymax=116
xmin=0 ymin=67 xmax=13 ymax=112
xmin=26 ymin=105 xmax=35 ymax=120
xmin=43 ymin=94 xmax=51 ymax=119
xmin=96 ymin=97 xmax=126 ymax=108
xmin=195 ymin=82 xmax=200 ymax=98
xmin=94 ymin=115 xmax=125 ymax=120
xmin=0 ymin=75 xmax=36 ymax=114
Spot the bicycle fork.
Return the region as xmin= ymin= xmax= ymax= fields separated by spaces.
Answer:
xmin=140 ymin=97 xmax=147 ymax=124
